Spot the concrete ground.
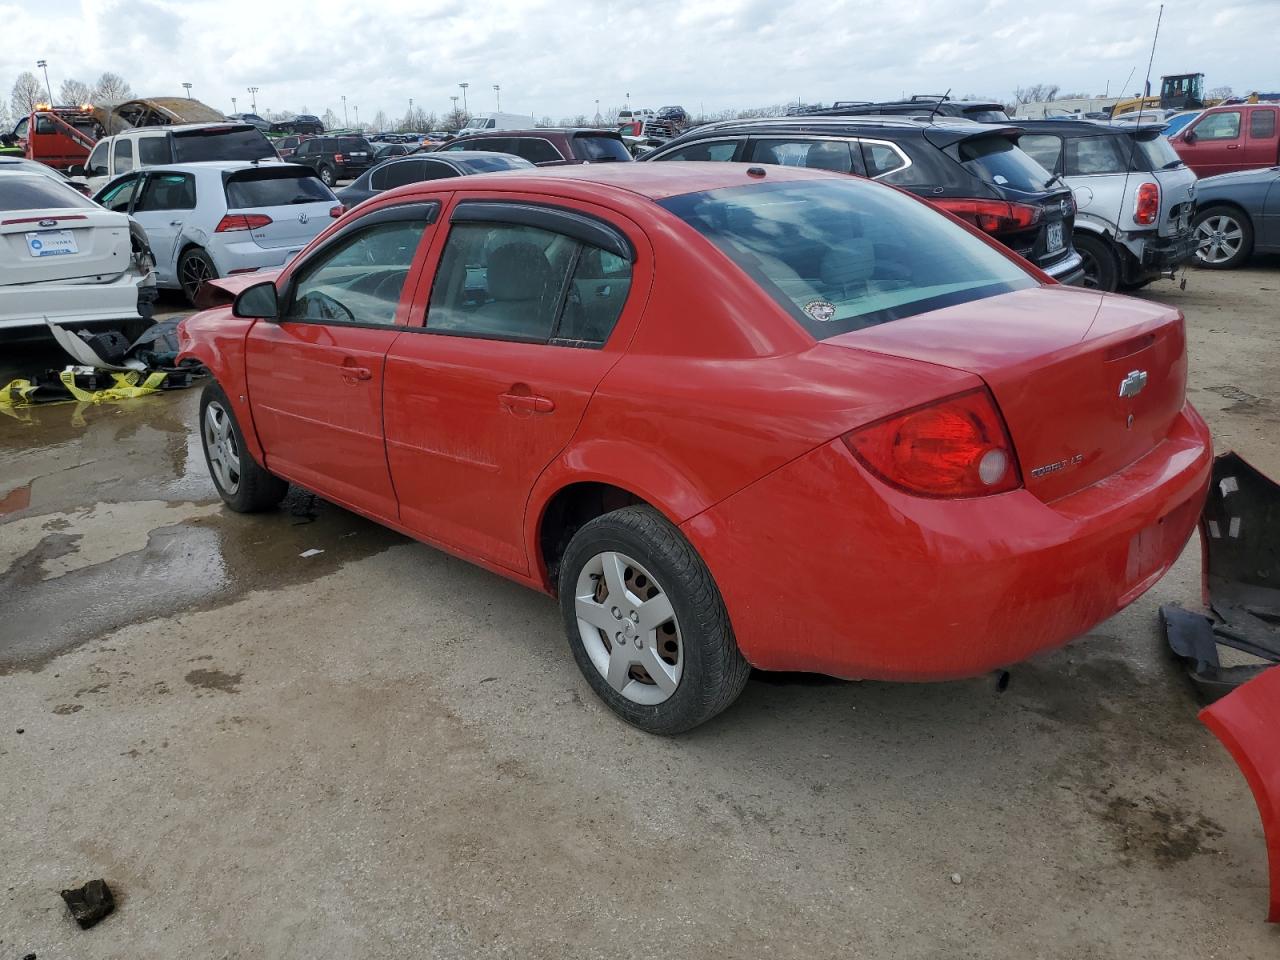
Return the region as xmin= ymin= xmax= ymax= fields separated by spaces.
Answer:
xmin=2 ymin=266 xmax=1278 ymax=958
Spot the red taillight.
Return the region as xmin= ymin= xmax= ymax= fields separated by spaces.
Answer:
xmin=215 ymin=214 xmax=273 ymax=233
xmin=843 ymin=389 xmax=1021 ymax=498
xmin=933 ymin=198 xmax=1043 ymax=234
xmin=329 ymin=204 xmax=343 ymax=218
xmin=1134 ymin=182 xmax=1159 ymax=225
xmin=334 ymin=153 xmax=345 ymax=163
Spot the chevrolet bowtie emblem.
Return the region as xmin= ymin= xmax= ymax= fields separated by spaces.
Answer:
xmin=1119 ymin=369 xmax=1149 ymax=399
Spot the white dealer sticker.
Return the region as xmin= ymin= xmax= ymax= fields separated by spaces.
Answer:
xmin=26 ymin=230 xmax=78 ymax=258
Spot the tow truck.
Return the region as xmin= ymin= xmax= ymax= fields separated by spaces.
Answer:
xmin=1 ymin=103 xmax=104 ymax=171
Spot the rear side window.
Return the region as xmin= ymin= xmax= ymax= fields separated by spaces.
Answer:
xmin=226 ymin=171 xmax=333 ymax=208
xmin=1250 ymin=109 xmax=1276 ymax=139
xmin=0 ymin=177 xmax=94 ymax=212
xmin=1136 ymin=133 xmax=1182 ymax=170
xmin=427 ymin=222 xmax=629 ymax=346
xmin=1193 ymin=111 xmax=1241 ymax=141
xmin=572 ymin=134 xmax=631 ymax=162
xmin=1065 ymin=136 xmax=1131 ymax=175
xmin=510 ymin=138 xmax=564 ymax=164
xmin=1018 ymin=135 xmax=1062 ymax=173
xmin=655 ymin=140 xmax=739 ymax=162
xmin=370 ymin=160 xmax=428 ymax=191
xmin=660 ymin=179 xmax=1034 ymax=340
xmin=172 ymin=128 xmax=276 ymax=162
xmin=138 ymin=137 xmax=170 ymax=165
xmin=860 ymin=141 xmax=909 ymax=179
xmin=135 ymin=173 xmax=196 ymax=211
xmin=951 ymin=136 xmax=1051 ymax=192
xmin=113 ymin=138 xmax=134 ymax=174
xmin=749 ymin=139 xmax=861 ymax=174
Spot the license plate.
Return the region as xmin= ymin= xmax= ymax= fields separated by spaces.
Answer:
xmin=26 ymin=229 xmax=78 ymax=257
xmin=1046 ymin=222 xmax=1064 ymax=254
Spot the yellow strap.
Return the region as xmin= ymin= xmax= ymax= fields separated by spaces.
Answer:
xmin=57 ymin=369 xmax=168 ymax=403
xmin=0 ymin=379 xmax=40 ymax=408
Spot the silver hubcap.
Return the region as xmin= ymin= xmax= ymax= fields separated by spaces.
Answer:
xmin=203 ymin=402 xmax=241 ymax=494
xmin=1194 ymin=215 xmax=1243 ymax=264
xmin=574 ymin=551 xmax=683 ymax=705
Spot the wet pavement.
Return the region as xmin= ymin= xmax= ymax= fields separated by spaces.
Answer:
xmin=2 ymin=267 xmax=1279 ymax=957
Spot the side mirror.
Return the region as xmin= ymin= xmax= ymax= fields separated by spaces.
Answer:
xmin=232 ymin=280 xmax=279 ymax=319
xmin=67 ymin=164 xmax=85 ymax=178
xmin=1183 ymin=130 xmax=1197 ymax=144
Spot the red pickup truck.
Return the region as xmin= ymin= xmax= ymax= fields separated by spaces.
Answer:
xmin=1170 ymin=102 xmax=1280 ymax=177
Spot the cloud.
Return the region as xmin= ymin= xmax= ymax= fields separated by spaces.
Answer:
xmin=0 ymin=0 xmax=1272 ymax=122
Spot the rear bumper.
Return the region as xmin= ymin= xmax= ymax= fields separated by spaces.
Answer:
xmin=1042 ymin=249 xmax=1086 ymax=286
xmin=0 ymin=268 xmax=154 ymax=331
xmin=682 ymin=403 xmax=1212 ymax=681
xmin=207 ymin=239 xmax=307 ymax=280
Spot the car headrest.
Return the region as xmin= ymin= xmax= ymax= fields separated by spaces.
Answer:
xmin=487 ymin=242 xmax=553 ymax=302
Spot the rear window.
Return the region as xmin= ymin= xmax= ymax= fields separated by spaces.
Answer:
xmin=1136 ymin=132 xmax=1183 ymax=170
xmin=336 ymin=137 xmax=372 ymax=153
xmin=173 ymin=127 xmax=276 ymax=162
xmin=225 ymin=170 xmax=334 ymax=208
xmin=0 ymin=176 xmax=93 ymax=212
xmin=962 ymin=108 xmax=1011 ymax=122
xmin=660 ymin=179 xmax=1034 ymax=340
xmin=572 ymin=134 xmax=631 ymax=162
xmin=951 ymin=135 xmax=1052 ymax=193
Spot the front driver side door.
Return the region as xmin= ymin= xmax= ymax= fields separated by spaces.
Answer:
xmin=244 ymin=201 xmax=439 ymax=520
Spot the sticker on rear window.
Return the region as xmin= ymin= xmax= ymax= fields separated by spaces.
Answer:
xmin=804 ymin=299 xmax=837 ymax=322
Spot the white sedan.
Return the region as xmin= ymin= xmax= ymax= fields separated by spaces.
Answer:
xmin=0 ymin=172 xmax=156 ymax=337
xmin=93 ymin=162 xmax=341 ymax=304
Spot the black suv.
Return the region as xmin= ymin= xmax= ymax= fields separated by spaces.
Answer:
xmin=272 ymin=114 xmax=325 ymax=136
xmin=286 ymin=135 xmax=374 ymax=185
xmin=801 ymin=96 xmax=1011 ymax=123
xmin=640 ymin=115 xmax=1084 ymax=284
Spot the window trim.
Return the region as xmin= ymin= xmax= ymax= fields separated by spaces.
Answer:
xmin=857 ymin=138 xmax=913 ymax=181
xmin=277 ymin=201 xmax=440 ymax=329
xmin=1191 ymin=110 xmax=1242 ymax=141
xmin=449 ymin=200 xmax=634 ymax=261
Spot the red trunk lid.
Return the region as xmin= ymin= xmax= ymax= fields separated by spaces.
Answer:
xmin=828 ymin=286 xmax=1188 ymax=502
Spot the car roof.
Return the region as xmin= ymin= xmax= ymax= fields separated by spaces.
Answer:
xmin=1013 ymin=118 xmax=1167 ymax=135
xmin=115 ymin=160 xmax=303 ymax=176
xmin=116 ymin=122 xmax=255 ymax=136
xmin=658 ymin=114 xmax=1017 ymax=148
xmin=457 ymin=128 xmax=616 ymax=136
xmin=381 ymin=160 xmax=843 ymax=202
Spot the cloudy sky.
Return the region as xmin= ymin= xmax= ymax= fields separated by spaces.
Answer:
xmin=2 ymin=0 xmax=1275 ymax=123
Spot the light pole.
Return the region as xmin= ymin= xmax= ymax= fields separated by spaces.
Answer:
xmin=247 ymin=87 xmax=259 ymax=112
xmin=182 ymin=82 xmax=192 ymax=99
xmin=459 ymin=82 xmax=468 ymax=114
xmin=231 ymin=96 xmax=237 ymax=113
xmin=594 ymin=99 xmax=600 ymax=124
xmin=493 ymin=84 xmax=500 ymax=111
xmin=342 ymin=95 xmax=348 ymax=128
xmin=36 ymin=60 xmax=52 ymax=105
xmin=354 ymin=105 xmax=359 ymax=128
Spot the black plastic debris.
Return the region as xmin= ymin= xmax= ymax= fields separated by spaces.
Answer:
xmin=1162 ymin=452 xmax=1280 ymax=700
xmin=59 ymin=878 xmax=114 ymax=929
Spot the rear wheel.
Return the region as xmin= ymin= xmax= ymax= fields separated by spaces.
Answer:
xmin=558 ymin=506 xmax=750 ymax=735
xmin=1073 ymin=233 xmax=1119 ymax=292
xmin=199 ymin=381 xmax=288 ymax=512
xmin=318 ymin=164 xmax=336 ymax=187
xmin=1193 ymin=206 xmax=1253 ymax=269
xmin=179 ymin=247 xmax=218 ymax=305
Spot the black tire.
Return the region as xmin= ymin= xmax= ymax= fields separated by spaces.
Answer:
xmin=178 ymin=247 xmax=218 ymax=306
xmin=1192 ymin=205 xmax=1254 ymax=270
xmin=1073 ymin=232 xmax=1120 ymax=292
xmin=558 ymin=506 xmax=750 ymax=735
xmin=198 ymin=381 xmax=288 ymax=513
xmin=318 ymin=164 xmax=335 ymax=187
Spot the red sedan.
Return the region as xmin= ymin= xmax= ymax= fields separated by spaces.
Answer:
xmin=178 ymin=162 xmax=1212 ymax=734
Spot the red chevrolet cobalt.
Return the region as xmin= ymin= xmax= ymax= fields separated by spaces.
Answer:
xmin=178 ymin=163 xmax=1212 ymax=734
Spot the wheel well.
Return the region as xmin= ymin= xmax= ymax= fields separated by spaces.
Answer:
xmin=538 ymin=482 xmax=646 ymax=591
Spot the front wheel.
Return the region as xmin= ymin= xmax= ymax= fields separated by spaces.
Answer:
xmin=1193 ymin=206 xmax=1254 ymax=269
xmin=558 ymin=506 xmax=750 ymax=735
xmin=199 ymin=382 xmax=288 ymax=512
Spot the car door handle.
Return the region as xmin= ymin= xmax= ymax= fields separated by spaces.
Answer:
xmin=500 ymin=391 xmax=555 ymax=414
xmin=1226 ymin=144 xmax=1240 ymax=150
xmin=339 ymin=363 xmax=372 ymax=382
xmin=169 ymin=220 xmax=184 ymax=227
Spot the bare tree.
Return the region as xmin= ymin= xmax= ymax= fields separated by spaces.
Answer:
xmin=1013 ymin=83 xmax=1060 ymax=105
xmin=372 ymin=109 xmax=389 ymax=132
xmin=11 ymin=71 xmax=44 ymax=117
xmin=321 ymin=108 xmax=340 ymax=130
xmin=1208 ymin=85 xmax=1233 ymax=101
xmin=59 ymin=78 xmax=93 ymax=106
xmin=442 ymin=107 xmax=469 ymax=132
xmin=90 ymin=72 xmax=133 ymax=106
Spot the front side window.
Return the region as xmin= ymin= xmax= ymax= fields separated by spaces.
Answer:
xmin=750 ymin=139 xmax=859 ymax=174
xmin=285 ymin=219 xmax=429 ymax=326
xmin=138 ymin=136 xmax=170 ymax=165
xmin=113 ymin=138 xmax=134 ymax=174
xmin=660 ymin=179 xmax=1034 ymax=340
xmin=1250 ymin=109 xmax=1276 ymax=139
xmin=98 ymin=174 xmax=141 ymax=212
xmin=135 ymin=173 xmax=196 ymax=211
xmin=427 ymin=221 xmax=630 ymax=346
xmin=1193 ymin=111 xmax=1241 ymax=141
xmin=1018 ymin=135 xmax=1063 ymax=173
xmin=655 ymin=140 xmax=739 ymax=162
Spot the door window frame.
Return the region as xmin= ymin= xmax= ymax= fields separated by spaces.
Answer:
xmin=743 ymin=135 xmax=868 ymax=176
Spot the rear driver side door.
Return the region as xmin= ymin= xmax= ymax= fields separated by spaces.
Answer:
xmin=244 ymin=201 xmax=439 ymax=520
